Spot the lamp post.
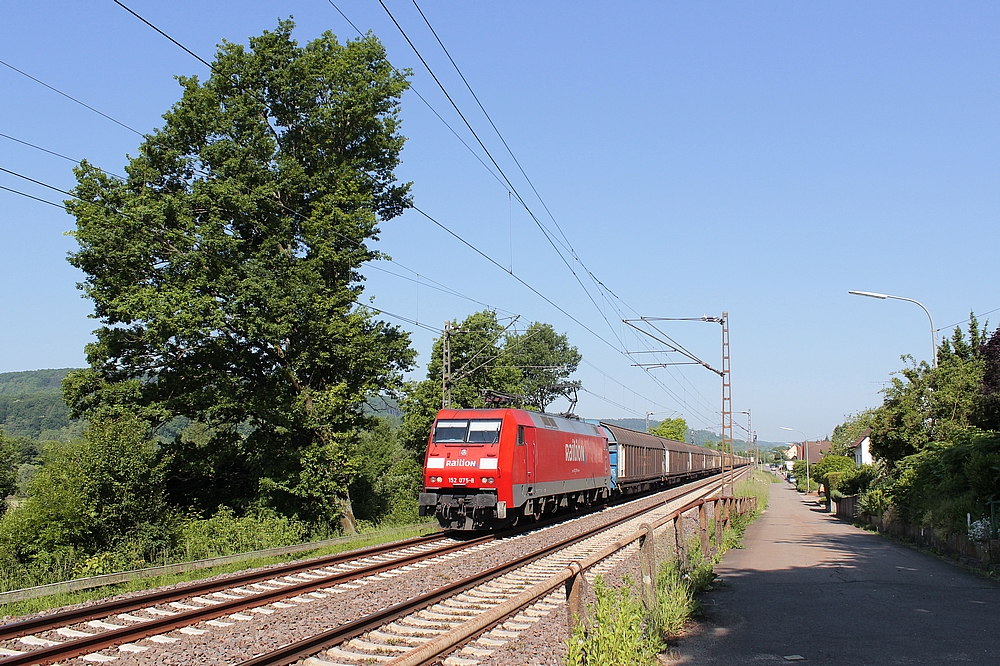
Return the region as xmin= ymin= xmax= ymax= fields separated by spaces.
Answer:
xmin=848 ymin=290 xmax=938 ymax=369
xmin=781 ymin=427 xmax=810 ymax=494
xmin=740 ymin=409 xmax=752 ymax=466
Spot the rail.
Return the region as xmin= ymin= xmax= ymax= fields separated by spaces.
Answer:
xmin=387 ymin=474 xmax=756 ymax=665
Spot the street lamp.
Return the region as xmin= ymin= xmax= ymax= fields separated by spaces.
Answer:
xmin=781 ymin=427 xmax=810 ymax=494
xmin=848 ymin=290 xmax=938 ymax=369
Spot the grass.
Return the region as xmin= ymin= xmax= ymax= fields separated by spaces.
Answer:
xmin=0 ymin=522 xmax=437 ymax=618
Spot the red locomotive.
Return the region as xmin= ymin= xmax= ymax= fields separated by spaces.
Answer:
xmin=418 ymin=408 xmax=610 ymax=530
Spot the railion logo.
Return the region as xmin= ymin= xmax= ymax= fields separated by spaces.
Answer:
xmin=565 ymin=440 xmax=587 ymax=463
xmin=446 ymin=459 xmax=477 ymax=468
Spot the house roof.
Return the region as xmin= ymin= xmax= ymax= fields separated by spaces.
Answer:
xmin=848 ymin=428 xmax=872 ymax=449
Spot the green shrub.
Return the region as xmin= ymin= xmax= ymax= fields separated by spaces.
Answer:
xmin=564 ymin=575 xmax=662 ymax=666
xmin=178 ymin=507 xmax=309 ymax=561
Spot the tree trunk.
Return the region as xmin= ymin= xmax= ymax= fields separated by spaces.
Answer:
xmin=338 ymin=490 xmax=358 ymax=535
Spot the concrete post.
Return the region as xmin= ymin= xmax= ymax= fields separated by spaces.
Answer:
xmin=699 ymin=502 xmax=710 ymax=559
xmin=638 ymin=523 xmax=657 ymax=612
xmin=714 ymin=499 xmax=723 ymax=553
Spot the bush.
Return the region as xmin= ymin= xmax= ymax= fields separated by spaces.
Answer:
xmin=178 ymin=507 xmax=310 ymax=560
xmin=565 ymin=576 xmax=662 ymax=666
xmin=0 ymin=414 xmax=169 ymax=573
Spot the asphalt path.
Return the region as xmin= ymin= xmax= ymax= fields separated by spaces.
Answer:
xmin=672 ymin=482 xmax=1000 ymax=665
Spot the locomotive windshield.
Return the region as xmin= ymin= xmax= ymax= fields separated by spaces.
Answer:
xmin=432 ymin=419 xmax=502 ymax=444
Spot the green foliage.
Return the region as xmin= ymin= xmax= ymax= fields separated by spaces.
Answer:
xmin=505 ymin=321 xmax=582 ymax=411
xmin=977 ymin=327 xmax=1000 ymax=430
xmin=0 ymin=369 xmax=74 ymax=397
xmin=830 ymin=410 xmax=874 ymax=457
xmin=61 ymin=21 xmax=416 ymax=527
xmin=177 ymin=507 xmax=310 ymax=561
xmin=400 ymin=310 xmax=581 ymax=454
xmin=0 ymin=414 xmax=169 ymax=567
xmin=810 ymin=455 xmax=855 ymax=497
xmin=838 ymin=462 xmax=880 ymax=496
xmin=650 ymin=417 xmax=688 ymax=442
xmin=0 ymin=432 xmax=15 ymax=510
xmin=349 ymin=417 xmax=422 ymax=526
xmin=564 ymin=576 xmax=662 ymax=666
xmin=870 ymin=321 xmax=987 ymax=462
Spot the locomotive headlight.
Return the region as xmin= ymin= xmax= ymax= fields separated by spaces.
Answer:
xmin=488 ymin=477 xmax=495 ymax=483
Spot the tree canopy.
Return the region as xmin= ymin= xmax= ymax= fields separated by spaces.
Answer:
xmin=400 ymin=310 xmax=581 ymax=453
xmin=62 ymin=21 xmax=415 ymax=529
xmin=650 ymin=417 xmax=688 ymax=442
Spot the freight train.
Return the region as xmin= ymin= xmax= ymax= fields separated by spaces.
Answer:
xmin=418 ymin=408 xmax=751 ymax=530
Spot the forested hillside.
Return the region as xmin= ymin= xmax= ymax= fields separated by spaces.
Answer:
xmin=0 ymin=369 xmax=80 ymax=440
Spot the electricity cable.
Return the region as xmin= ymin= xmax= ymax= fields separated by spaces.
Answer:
xmin=0 ymin=132 xmax=125 ymax=180
xmin=106 ymin=0 xmax=704 ymax=421
xmin=0 ymin=58 xmax=144 ymax=137
xmin=0 ymin=184 xmax=64 ymax=208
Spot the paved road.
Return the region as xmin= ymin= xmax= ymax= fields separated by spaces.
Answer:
xmin=673 ymin=483 xmax=1000 ymax=665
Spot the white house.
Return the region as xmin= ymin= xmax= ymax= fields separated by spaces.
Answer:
xmin=849 ymin=428 xmax=873 ymax=466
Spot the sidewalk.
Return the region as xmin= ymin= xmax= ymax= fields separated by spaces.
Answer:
xmin=672 ymin=483 xmax=1000 ymax=665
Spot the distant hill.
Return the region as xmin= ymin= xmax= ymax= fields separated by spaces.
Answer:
xmin=0 ymin=368 xmax=80 ymax=440
xmin=0 ymin=368 xmax=74 ymax=397
xmin=0 ymin=369 xmax=405 ymax=440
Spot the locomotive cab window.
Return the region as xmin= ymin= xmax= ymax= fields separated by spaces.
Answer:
xmin=432 ymin=419 xmax=502 ymax=445
xmin=516 ymin=425 xmax=525 ymax=446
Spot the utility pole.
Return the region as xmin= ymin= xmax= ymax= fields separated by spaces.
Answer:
xmin=622 ymin=311 xmax=734 ymax=494
xmin=721 ymin=312 xmax=732 ymax=495
xmin=442 ymin=321 xmax=452 ymax=409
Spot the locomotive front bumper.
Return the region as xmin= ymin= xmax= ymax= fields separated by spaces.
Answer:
xmin=419 ymin=491 xmax=502 ymax=519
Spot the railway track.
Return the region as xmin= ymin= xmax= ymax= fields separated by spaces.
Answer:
xmin=237 ymin=473 xmax=731 ymax=666
xmin=0 ymin=532 xmax=494 ymax=665
xmin=0 ymin=472 xmax=734 ymax=665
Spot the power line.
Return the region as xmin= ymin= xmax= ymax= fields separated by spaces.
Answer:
xmin=0 ymin=166 xmax=73 ymax=197
xmin=373 ymin=0 xmax=627 ymax=353
xmin=415 ymin=204 xmax=717 ymax=425
xmin=322 ymin=2 xmax=712 ymax=421
xmin=0 ymin=58 xmax=144 ymax=136
xmin=0 ymin=184 xmax=64 ymax=208
xmin=0 ymin=132 xmax=126 ymax=180
xmin=409 ymin=0 xmax=574 ymax=253
xmin=111 ymin=0 xmax=212 ymax=69
xmin=389 ymin=1 xmax=722 ymax=419
xmin=324 ymin=0 xmax=508 ymax=192
xmin=938 ymin=307 xmax=1000 ymax=332
xmin=105 ymin=0 xmax=704 ymax=421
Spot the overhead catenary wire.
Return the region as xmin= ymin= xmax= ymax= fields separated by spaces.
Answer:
xmin=374 ymin=0 xmax=627 ymax=353
xmin=101 ymin=0 xmax=710 ymax=423
xmin=0 ymin=58 xmax=144 ymax=137
xmin=321 ymin=1 xmax=715 ymax=423
xmin=0 ymin=132 xmax=125 ymax=180
xmin=379 ymin=0 xmax=722 ymax=422
xmin=0 ymin=184 xmax=64 ymax=208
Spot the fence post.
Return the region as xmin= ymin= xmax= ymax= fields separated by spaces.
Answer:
xmin=714 ymin=499 xmax=723 ymax=553
xmin=565 ymin=562 xmax=588 ymax=629
xmin=698 ymin=503 xmax=710 ymax=558
xmin=638 ymin=524 xmax=657 ymax=612
xmin=674 ymin=514 xmax=686 ymax=564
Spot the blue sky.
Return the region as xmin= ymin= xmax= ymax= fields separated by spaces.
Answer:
xmin=1 ymin=1 xmax=997 ymax=443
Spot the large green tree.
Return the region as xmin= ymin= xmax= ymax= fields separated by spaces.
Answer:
xmin=650 ymin=417 xmax=688 ymax=442
xmin=399 ymin=311 xmax=582 ymax=453
xmin=505 ymin=322 xmax=581 ymax=411
xmin=62 ymin=21 xmax=415 ymax=530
